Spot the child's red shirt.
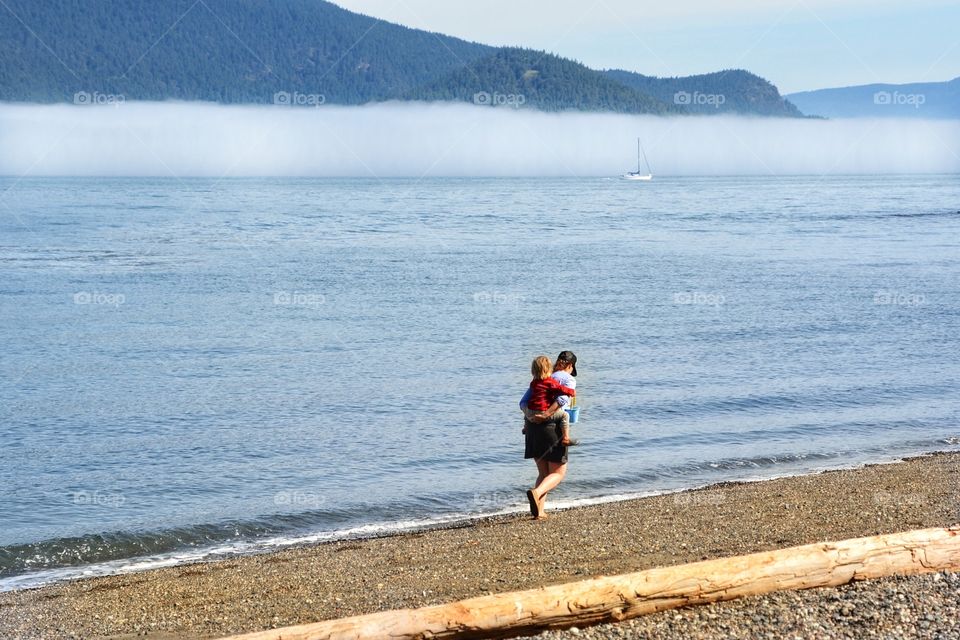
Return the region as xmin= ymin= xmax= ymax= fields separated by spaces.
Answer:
xmin=527 ymin=377 xmax=576 ymax=411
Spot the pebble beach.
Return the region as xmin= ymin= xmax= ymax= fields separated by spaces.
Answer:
xmin=1 ymin=452 xmax=958 ymax=639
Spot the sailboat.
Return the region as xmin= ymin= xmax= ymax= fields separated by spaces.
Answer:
xmin=623 ymin=137 xmax=653 ymax=181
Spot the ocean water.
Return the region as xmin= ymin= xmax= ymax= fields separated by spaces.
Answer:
xmin=2 ymin=175 xmax=959 ymax=590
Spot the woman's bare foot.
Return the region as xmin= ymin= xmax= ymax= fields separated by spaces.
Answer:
xmin=525 ymin=489 xmax=539 ymax=517
xmin=535 ymin=491 xmax=547 ymax=519
xmin=526 ymin=489 xmax=547 ymax=519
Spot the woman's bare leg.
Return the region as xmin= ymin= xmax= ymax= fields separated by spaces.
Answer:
xmin=532 ymin=461 xmax=567 ymax=504
xmin=534 ymin=458 xmax=549 ymax=488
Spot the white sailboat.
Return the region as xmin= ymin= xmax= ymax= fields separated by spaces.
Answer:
xmin=623 ymin=137 xmax=653 ymax=181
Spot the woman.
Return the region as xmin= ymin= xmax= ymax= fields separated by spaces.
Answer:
xmin=520 ymin=350 xmax=578 ymax=519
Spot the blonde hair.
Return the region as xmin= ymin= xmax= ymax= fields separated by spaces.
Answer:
xmin=531 ymin=355 xmax=552 ymax=380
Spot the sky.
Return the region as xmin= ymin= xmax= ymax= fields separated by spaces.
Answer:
xmin=333 ymin=0 xmax=960 ymax=94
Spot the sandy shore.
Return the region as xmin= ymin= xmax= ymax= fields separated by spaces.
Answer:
xmin=1 ymin=452 xmax=958 ymax=639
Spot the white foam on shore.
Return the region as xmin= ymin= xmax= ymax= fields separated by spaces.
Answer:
xmin=1 ymin=448 xmax=953 ymax=593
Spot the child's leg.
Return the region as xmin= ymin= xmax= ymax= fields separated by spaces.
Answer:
xmin=552 ymin=407 xmax=571 ymax=443
xmin=522 ymin=407 xmax=540 ymax=433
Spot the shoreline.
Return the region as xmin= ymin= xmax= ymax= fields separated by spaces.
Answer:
xmin=1 ymin=451 xmax=958 ymax=639
xmin=2 ymin=447 xmax=950 ymax=594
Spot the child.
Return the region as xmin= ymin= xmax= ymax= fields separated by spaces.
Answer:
xmin=544 ymin=351 xmax=577 ymax=445
xmin=522 ymin=355 xmax=576 ymax=445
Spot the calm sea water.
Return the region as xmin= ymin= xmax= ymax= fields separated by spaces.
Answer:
xmin=2 ymin=175 xmax=959 ymax=589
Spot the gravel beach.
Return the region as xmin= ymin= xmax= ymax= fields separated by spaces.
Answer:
xmin=518 ymin=571 xmax=960 ymax=640
xmin=1 ymin=452 xmax=958 ymax=639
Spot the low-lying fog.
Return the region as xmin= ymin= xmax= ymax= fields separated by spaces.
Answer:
xmin=1 ymin=101 xmax=957 ymax=176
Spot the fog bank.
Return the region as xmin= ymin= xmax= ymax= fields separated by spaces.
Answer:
xmin=1 ymin=101 xmax=957 ymax=177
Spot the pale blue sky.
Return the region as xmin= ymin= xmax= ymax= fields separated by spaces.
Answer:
xmin=334 ymin=0 xmax=960 ymax=93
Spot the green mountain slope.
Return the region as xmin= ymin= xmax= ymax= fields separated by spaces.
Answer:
xmin=605 ymin=69 xmax=803 ymax=116
xmin=408 ymin=48 xmax=674 ymax=114
xmin=0 ymin=0 xmax=800 ymax=116
xmin=0 ymin=0 xmax=493 ymax=103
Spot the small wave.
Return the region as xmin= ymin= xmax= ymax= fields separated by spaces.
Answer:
xmin=2 ymin=438 xmax=957 ymax=593
xmin=600 ymin=417 xmax=939 ymax=453
xmin=889 ymin=210 xmax=960 ymax=219
xmin=638 ymin=380 xmax=958 ymax=420
xmin=0 ymin=509 xmax=523 ymax=593
xmin=819 ymin=209 xmax=960 ymax=222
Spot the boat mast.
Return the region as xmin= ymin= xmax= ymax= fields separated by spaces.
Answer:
xmin=640 ymin=140 xmax=652 ymax=175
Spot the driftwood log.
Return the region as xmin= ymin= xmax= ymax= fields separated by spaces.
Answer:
xmin=221 ymin=526 xmax=960 ymax=640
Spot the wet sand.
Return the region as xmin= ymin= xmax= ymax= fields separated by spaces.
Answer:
xmin=1 ymin=452 xmax=958 ymax=639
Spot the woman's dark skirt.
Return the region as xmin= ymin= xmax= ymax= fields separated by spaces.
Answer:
xmin=524 ymin=418 xmax=568 ymax=464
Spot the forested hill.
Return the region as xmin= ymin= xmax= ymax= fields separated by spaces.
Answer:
xmin=604 ymin=69 xmax=804 ymax=116
xmin=408 ymin=49 xmax=674 ymax=114
xmin=0 ymin=0 xmax=802 ymax=116
xmin=0 ymin=0 xmax=493 ymax=104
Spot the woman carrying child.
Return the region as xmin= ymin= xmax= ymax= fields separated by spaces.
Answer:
xmin=519 ymin=351 xmax=578 ymax=519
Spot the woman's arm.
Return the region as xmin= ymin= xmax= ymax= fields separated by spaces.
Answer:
xmin=538 ymin=401 xmax=561 ymax=417
xmin=519 ymin=387 xmax=532 ymax=410
xmin=556 ymin=383 xmax=576 ymax=397
xmin=543 ymin=377 xmax=576 ymax=398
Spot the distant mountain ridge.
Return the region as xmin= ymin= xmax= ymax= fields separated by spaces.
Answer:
xmin=0 ymin=0 xmax=801 ymax=116
xmin=787 ymin=78 xmax=960 ymax=119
